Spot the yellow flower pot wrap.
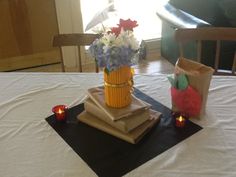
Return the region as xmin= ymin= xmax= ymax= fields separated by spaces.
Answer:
xmin=104 ymin=66 xmax=133 ymax=108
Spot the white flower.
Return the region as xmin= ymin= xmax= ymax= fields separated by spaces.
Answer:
xmin=89 ymin=18 xmax=140 ymax=72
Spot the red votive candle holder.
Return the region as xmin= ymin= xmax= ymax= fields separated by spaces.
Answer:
xmin=52 ymin=105 xmax=67 ymax=121
xmin=175 ymin=115 xmax=186 ymax=128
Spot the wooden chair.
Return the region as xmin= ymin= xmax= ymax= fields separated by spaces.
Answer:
xmin=53 ymin=33 xmax=100 ymax=72
xmin=175 ymin=27 xmax=236 ymax=75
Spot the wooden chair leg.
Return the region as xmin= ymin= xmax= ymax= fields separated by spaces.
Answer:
xmin=59 ymin=48 xmax=65 ymax=72
xmin=78 ymin=47 xmax=82 ymax=72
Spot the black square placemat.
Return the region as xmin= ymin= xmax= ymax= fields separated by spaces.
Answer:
xmin=46 ymin=88 xmax=202 ymax=177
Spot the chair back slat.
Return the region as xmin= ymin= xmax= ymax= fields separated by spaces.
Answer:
xmin=175 ymin=27 xmax=236 ymax=42
xmin=53 ymin=33 xmax=100 ymax=72
xmin=232 ymin=52 xmax=236 ymax=74
xmin=197 ymin=40 xmax=201 ymax=63
xmin=53 ymin=34 xmax=100 ymax=47
xmin=175 ymin=27 xmax=236 ymax=75
xmin=214 ymin=40 xmax=221 ymax=71
xmin=179 ymin=43 xmax=184 ymax=57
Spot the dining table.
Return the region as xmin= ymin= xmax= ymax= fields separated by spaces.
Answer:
xmin=0 ymin=72 xmax=236 ymax=177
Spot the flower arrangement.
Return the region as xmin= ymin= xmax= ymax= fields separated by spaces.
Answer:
xmin=89 ymin=19 xmax=139 ymax=72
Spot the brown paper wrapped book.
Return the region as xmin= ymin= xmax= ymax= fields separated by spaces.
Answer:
xmin=77 ymin=109 xmax=161 ymax=144
xmin=173 ymin=57 xmax=214 ymax=116
xmin=84 ymin=98 xmax=151 ymax=133
xmin=87 ymin=87 xmax=150 ymax=121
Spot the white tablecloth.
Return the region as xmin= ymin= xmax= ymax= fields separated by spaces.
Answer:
xmin=0 ymin=73 xmax=235 ymax=177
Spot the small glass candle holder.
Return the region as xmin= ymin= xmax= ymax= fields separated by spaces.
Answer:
xmin=52 ymin=105 xmax=67 ymax=121
xmin=172 ymin=112 xmax=187 ymax=128
xmin=175 ymin=115 xmax=186 ymax=128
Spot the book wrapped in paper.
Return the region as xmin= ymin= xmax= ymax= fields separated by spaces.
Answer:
xmin=77 ymin=109 xmax=161 ymax=144
xmin=87 ymin=87 xmax=150 ymax=121
xmin=84 ymin=98 xmax=151 ymax=133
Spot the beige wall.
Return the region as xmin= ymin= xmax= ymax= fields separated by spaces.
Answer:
xmin=0 ymin=0 xmax=60 ymax=71
xmin=0 ymin=0 xmax=100 ymax=71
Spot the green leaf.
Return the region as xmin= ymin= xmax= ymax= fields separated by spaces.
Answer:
xmin=167 ymin=75 xmax=176 ymax=87
xmin=104 ymin=68 xmax=110 ymax=75
xmin=177 ymin=74 xmax=188 ymax=90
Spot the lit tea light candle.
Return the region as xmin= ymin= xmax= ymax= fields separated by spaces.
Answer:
xmin=175 ymin=115 xmax=186 ymax=128
xmin=52 ymin=105 xmax=67 ymax=121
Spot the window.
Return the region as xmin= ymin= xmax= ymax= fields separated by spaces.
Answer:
xmin=81 ymin=0 xmax=163 ymax=41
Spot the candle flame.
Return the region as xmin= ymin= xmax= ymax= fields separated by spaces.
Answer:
xmin=179 ymin=116 xmax=183 ymax=121
xmin=58 ymin=109 xmax=63 ymax=114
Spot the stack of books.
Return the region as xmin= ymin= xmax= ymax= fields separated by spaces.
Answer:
xmin=77 ymin=87 xmax=161 ymax=144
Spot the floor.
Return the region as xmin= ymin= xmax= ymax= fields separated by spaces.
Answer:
xmin=20 ymin=57 xmax=174 ymax=75
xmin=133 ymin=57 xmax=174 ymax=74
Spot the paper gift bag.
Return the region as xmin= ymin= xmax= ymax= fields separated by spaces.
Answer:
xmin=172 ymin=57 xmax=214 ymax=117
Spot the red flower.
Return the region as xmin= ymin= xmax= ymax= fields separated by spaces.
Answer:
xmin=171 ymin=86 xmax=202 ymax=117
xmin=109 ymin=18 xmax=138 ymax=36
xmin=118 ymin=18 xmax=138 ymax=31
xmin=111 ymin=26 xmax=121 ymax=36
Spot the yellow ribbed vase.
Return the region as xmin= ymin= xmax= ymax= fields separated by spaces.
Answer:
xmin=104 ymin=66 xmax=132 ymax=108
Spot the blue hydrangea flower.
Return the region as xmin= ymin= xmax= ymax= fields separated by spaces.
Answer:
xmin=89 ymin=30 xmax=139 ymax=72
